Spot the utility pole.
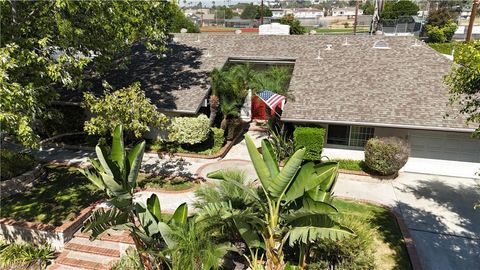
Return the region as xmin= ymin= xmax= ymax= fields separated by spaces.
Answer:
xmin=260 ymin=0 xmax=264 ymax=25
xmin=353 ymin=0 xmax=359 ymax=35
xmin=466 ymin=0 xmax=479 ymax=42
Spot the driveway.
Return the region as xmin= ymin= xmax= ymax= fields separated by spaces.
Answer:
xmin=393 ymin=173 xmax=480 ymax=270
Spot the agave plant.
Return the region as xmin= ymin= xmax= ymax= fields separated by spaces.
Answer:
xmin=204 ymin=135 xmax=354 ymax=270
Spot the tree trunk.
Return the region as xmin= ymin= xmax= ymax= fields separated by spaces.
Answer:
xmin=209 ymin=95 xmax=219 ymax=127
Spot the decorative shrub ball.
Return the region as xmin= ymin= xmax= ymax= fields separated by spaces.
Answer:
xmin=364 ymin=137 xmax=410 ymax=176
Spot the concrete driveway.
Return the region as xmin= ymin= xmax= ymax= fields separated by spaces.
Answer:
xmin=392 ymin=173 xmax=480 ymax=270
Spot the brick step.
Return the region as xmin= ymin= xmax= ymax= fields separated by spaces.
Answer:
xmin=54 ymin=251 xmax=117 ymax=270
xmin=64 ymin=242 xmax=120 ymax=258
xmin=47 ymin=263 xmax=85 ymax=270
xmin=74 ymin=229 xmax=135 ymax=245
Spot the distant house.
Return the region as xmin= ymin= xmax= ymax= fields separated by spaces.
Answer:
xmin=332 ymin=7 xmax=363 ymax=17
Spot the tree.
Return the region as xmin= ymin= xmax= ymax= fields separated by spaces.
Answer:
xmin=82 ymin=82 xmax=168 ymax=139
xmin=426 ymin=20 xmax=458 ymax=43
xmin=212 ymin=6 xmax=235 ymax=19
xmin=240 ymin=3 xmax=272 ymax=19
xmin=280 ymin=14 xmax=307 ymax=35
xmin=361 ymin=0 xmax=375 ymax=15
xmin=445 ymin=41 xmax=480 ymax=137
xmin=381 ymin=0 xmax=419 ymax=20
xmin=170 ymin=3 xmax=200 ymax=33
xmin=202 ymin=135 xmax=354 ymax=269
xmin=427 ymin=7 xmax=456 ymax=28
xmin=0 ymin=0 xmax=175 ymax=148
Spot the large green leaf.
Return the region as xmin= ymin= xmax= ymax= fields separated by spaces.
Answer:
xmin=158 ymin=221 xmax=176 ymax=248
xmin=306 ymin=188 xmax=331 ymax=203
xmin=261 ymin=139 xmax=279 ymax=179
xmin=101 ymin=172 xmax=126 ymax=196
xmin=147 ymin=194 xmax=162 ymax=222
xmin=135 ymin=203 xmax=160 ymax=236
xmin=245 ymin=134 xmax=272 ymax=190
xmin=287 ymin=215 xmax=355 ymax=246
xmin=234 ymin=219 xmax=264 ymax=249
xmin=206 ymin=169 xmax=225 ymax=179
xmin=82 ymin=208 xmax=130 ymax=239
xmin=268 ymin=148 xmax=305 ymax=198
xmin=127 ymin=141 xmax=145 ymax=189
xmin=110 ymin=125 xmax=126 ymax=171
xmin=315 ymin=162 xmax=339 ymax=192
xmin=95 ymin=145 xmax=113 ymax=176
xmin=79 ymin=167 xmax=106 ymax=191
xmin=284 ymin=162 xmax=337 ymax=201
xmin=170 ymin=203 xmax=188 ymax=226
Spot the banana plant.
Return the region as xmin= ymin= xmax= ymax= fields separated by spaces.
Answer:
xmin=207 ymin=134 xmax=354 ymax=270
xmin=79 ymin=125 xmax=188 ymax=269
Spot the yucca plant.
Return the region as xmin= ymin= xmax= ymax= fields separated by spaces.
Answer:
xmin=80 ymin=125 xmax=190 ymax=269
xmin=206 ymin=135 xmax=354 ymax=270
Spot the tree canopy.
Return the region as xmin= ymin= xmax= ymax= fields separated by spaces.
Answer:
xmin=0 ymin=0 xmax=176 ymax=147
xmin=240 ymin=3 xmax=272 ymax=20
xmin=380 ymin=0 xmax=419 ymax=20
xmin=280 ymin=14 xmax=307 ymax=35
xmin=445 ymin=41 xmax=480 ymax=136
xmin=362 ymin=1 xmax=375 ymax=15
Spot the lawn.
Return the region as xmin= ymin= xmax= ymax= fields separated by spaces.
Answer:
xmin=334 ymin=199 xmax=412 ymax=270
xmin=427 ymin=42 xmax=459 ymax=55
xmin=0 ymin=166 xmax=103 ymax=226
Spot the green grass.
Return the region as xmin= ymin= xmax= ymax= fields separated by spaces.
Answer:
xmin=428 ymin=42 xmax=459 ymax=55
xmin=137 ymin=174 xmax=195 ymax=191
xmin=334 ymin=199 xmax=412 ymax=270
xmin=331 ymin=159 xmax=374 ymax=173
xmin=0 ymin=150 xmax=36 ymax=181
xmin=0 ymin=166 xmax=103 ymax=226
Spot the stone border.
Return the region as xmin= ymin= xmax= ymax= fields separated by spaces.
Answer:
xmin=0 ymin=164 xmax=46 ymax=197
xmin=195 ymin=159 xmax=252 ymax=179
xmin=336 ymin=196 xmax=423 ymax=270
xmin=0 ymin=203 xmax=98 ymax=251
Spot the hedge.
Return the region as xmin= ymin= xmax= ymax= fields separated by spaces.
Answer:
xmin=293 ymin=126 xmax=325 ymax=161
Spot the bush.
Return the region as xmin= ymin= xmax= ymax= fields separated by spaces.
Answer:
xmin=442 ymin=21 xmax=458 ymax=42
xmin=153 ymin=127 xmax=224 ymax=155
xmin=168 ymin=114 xmax=211 ymax=145
xmin=364 ymin=137 xmax=410 ymax=176
xmin=309 ymin=214 xmax=376 ymax=270
xmin=82 ymin=82 xmax=167 ymax=138
xmin=0 ymin=150 xmax=35 ymax=181
xmin=280 ymin=14 xmax=306 ymax=35
xmin=0 ymin=241 xmax=55 ymax=269
xmin=426 ymin=20 xmax=458 ymax=43
xmin=293 ymin=126 xmax=325 ymax=161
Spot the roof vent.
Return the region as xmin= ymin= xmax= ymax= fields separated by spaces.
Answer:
xmin=180 ymin=28 xmax=188 ymax=33
xmin=411 ymin=39 xmax=421 ymax=47
xmin=342 ymin=37 xmax=350 ymax=46
xmin=235 ymin=29 xmax=242 ymax=35
xmin=373 ymin=40 xmax=390 ymax=49
xmin=195 ymin=35 xmax=201 ymax=43
xmin=204 ymin=49 xmax=212 ymax=58
xmin=309 ymin=30 xmax=316 ymax=35
xmin=315 ymin=50 xmax=323 ymax=60
xmin=325 ymin=44 xmax=333 ymax=50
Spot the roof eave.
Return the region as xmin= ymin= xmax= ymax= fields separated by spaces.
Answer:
xmin=281 ymin=118 xmax=476 ymax=133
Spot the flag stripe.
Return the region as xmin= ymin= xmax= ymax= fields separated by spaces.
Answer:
xmin=257 ymin=90 xmax=286 ymax=111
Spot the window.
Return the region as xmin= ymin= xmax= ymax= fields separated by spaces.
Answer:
xmin=327 ymin=125 xmax=374 ymax=147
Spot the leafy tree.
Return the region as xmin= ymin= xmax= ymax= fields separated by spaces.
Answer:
xmin=212 ymin=6 xmax=235 ymax=19
xmin=427 ymin=7 xmax=456 ymax=28
xmin=361 ymin=0 xmax=375 ymax=15
xmin=426 ymin=20 xmax=458 ymax=43
xmin=381 ymin=0 xmax=419 ymax=20
xmin=82 ymin=82 xmax=167 ymax=139
xmin=240 ymin=3 xmax=272 ymax=19
xmin=445 ymin=41 xmax=480 ymax=137
xmin=201 ymin=135 xmax=354 ymax=269
xmin=280 ymin=14 xmax=307 ymax=35
xmin=170 ymin=3 xmax=200 ymax=33
xmin=0 ymin=0 xmax=175 ymax=148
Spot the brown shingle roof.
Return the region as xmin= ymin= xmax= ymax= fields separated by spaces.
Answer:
xmin=172 ymin=34 xmax=473 ymax=131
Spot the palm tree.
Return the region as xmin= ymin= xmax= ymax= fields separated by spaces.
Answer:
xmin=219 ymin=98 xmax=240 ymax=130
xmin=203 ymin=135 xmax=355 ymax=270
xmin=209 ymin=68 xmax=224 ymax=126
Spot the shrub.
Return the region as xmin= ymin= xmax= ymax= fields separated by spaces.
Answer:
xmin=82 ymin=82 xmax=168 ymax=138
xmin=364 ymin=137 xmax=410 ymax=176
xmin=293 ymin=126 xmax=325 ymax=161
xmin=442 ymin=21 xmax=458 ymax=42
xmin=168 ymin=114 xmax=211 ymax=144
xmin=426 ymin=25 xmax=446 ymax=43
xmin=0 ymin=150 xmax=35 ymax=181
xmin=0 ymin=241 xmax=55 ymax=269
xmin=280 ymin=14 xmax=306 ymax=35
xmin=309 ymin=214 xmax=376 ymax=270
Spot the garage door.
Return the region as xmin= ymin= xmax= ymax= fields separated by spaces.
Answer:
xmin=409 ymin=131 xmax=480 ymax=162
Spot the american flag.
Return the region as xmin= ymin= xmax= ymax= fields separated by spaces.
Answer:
xmin=257 ymin=90 xmax=286 ymax=111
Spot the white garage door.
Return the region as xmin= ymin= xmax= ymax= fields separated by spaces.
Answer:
xmin=409 ymin=131 xmax=480 ymax=162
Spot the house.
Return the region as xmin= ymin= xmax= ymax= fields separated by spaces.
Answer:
xmin=332 ymin=7 xmax=363 ymax=17
xmin=59 ymin=34 xmax=479 ymax=178
xmin=165 ymin=34 xmax=478 ymax=178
